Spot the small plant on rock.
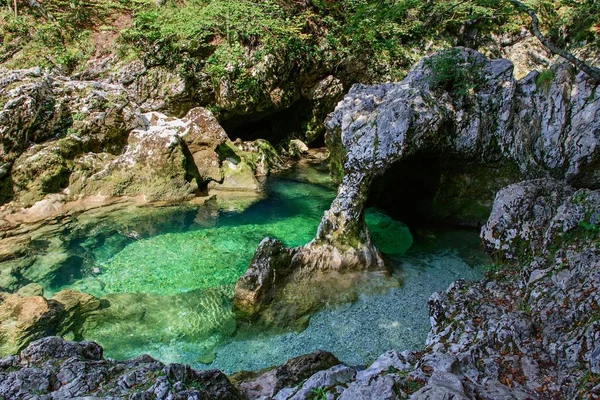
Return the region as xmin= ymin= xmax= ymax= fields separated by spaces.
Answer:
xmin=536 ymin=68 xmax=556 ymax=91
xmin=310 ymin=387 xmax=328 ymax=400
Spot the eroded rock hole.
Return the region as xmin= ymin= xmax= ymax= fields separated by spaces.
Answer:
xmin=367 ymin=156 xmax=523 ymax=229
xmin=223 ymin=99 xmax=325 ymax=147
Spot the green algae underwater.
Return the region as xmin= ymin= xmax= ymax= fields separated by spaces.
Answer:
xmin=45 ymin=168 xmax=484 ymax=372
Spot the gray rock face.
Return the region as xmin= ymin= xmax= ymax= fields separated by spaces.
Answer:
xmin=317 ymin=48 xmax=599 ymax=269
xmin=481 ymin=179 xmax=574 ymax=260
xmin=0 ymin=337 xmax=243 ymax=399
xmin=285 ymin=365 xmax=356 ymax=400
xmin=234 ymin=350 xmax=341 ymax=400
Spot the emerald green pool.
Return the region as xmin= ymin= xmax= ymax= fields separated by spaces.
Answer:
xmin=42 ymin=167 xmax=484 ymax=372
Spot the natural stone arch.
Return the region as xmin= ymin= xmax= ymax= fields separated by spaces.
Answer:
xmin=234 ymin=48 xmax=600 ymax=324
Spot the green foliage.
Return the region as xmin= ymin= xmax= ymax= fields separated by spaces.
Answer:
xmin=424 ymin=49 xmax=485 ymax=95
xmin=536 ymin=68 xmax=555 ymax=91
xmin=528 ymin=0 xmax=600 ymax=48
xmin=0 ymin=0 xmax=148 ymax=72
xmin=405 ymin=378 xmax=425 ymax=394
xmin=517 ymin=299 xmax=531 ymax=313
xmin=578 ymin=220 xmax=600 ymax=238
xmin=2 ymin=0 xmax=599 ymax=94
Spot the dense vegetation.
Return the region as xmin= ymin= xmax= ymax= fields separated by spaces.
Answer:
xmin=2 ymin=0 xmax=598 ymax=77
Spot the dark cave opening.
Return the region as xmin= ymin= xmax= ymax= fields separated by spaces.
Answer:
xmin=222 ymin=99 xmax=326 ymax=148
xmin=366 ymin=155 xmax=524 ymax=230
xmin=367 ymin=155 xmax=443 ymax=229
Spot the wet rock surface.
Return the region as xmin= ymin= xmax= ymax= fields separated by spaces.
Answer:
xmin=0 ymin=289 xmax=101 ymax=357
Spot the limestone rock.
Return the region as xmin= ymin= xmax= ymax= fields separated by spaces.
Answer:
xmin=0 ymin=293 xmax=63 ymax=356
xmin=0 ymin=69 xmax=137 ymax=206
xmin=312 ymin=48 xmax=598 ymax=270
xmin=233 ymin=238 xmax=297 ymax=322
xmin=338 ymin=374 xmax=403 ymax=400
xmin=0 ymin=337 xmax=243 ymax=399
xmin=481 ymin=179 xmax=573 ymax=260
xmin=410 ymin=372 xmax=469 ymax=400
xmin=288 ymin=139 xmax=309 ymax=158
xmin=0 ymin=68 xmax=271 ymax=207
xmin=234 ymin=350 xmax=340 ymax=400
xmin=51 ymin=289 xmax=102 ymax=338
xmin=180 ymin=107 xmax=229 ymax=182
xmin=0 ymin=289 xmax=103 ymax=357
xmin=287 ymin=365 xmax=356 ymax=400
xmin=16 ymin=283 xmax=44 ymax=297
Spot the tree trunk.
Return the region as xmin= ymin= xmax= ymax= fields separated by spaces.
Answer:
xmin=508 ymin=0 xmax=600 ymax=83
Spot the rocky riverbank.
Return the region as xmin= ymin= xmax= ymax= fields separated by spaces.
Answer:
xmin=2 ymin=178 xmax=599 ymax=399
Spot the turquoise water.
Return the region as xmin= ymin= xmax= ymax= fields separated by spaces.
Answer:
xmin=54 ymin=178 xmax=337 ymax=297
xmin=44 ymin=167 xmax=485 ymax=372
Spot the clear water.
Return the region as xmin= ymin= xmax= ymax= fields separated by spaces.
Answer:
xmin=62 ymin=179 xmax=339 ymax=297
xmin=196 ymin=229 xmax=486 ymax=373
xmin=42 ymin=166 xmax=485 ymax=372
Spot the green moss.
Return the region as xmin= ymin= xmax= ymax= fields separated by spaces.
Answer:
xmin=325 ymin=127 xmax=347 ymax=184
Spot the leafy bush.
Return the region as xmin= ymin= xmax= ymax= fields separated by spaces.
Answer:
xmin=424 ymin=49 xmax=484 ymax=95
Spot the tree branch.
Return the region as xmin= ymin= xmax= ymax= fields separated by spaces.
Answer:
xmin=508 ymin=0 xmax=600 ymax=83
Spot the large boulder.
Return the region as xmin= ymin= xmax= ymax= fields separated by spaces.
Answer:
xmin=233 ymin=350 xmax=341 ymax=399
xmin=481 ymin=179 xmax=574 ymax=261
xmin=233 ymin=238 xmax=297 ymax=322
xmin=0 ymin=293 xmax=63 ymax=356
xmin=71 ymin=111 xmax=202 ymax=201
